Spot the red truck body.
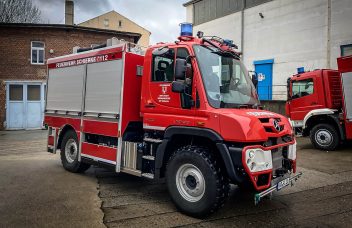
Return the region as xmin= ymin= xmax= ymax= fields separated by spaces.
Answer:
xmin=45 ymin=34 xmax=299 ymax=216
xmin=286 ymin=55 xmax=352 ymax=150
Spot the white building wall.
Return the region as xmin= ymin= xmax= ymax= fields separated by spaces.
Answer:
xmin=185 ymin=0 xmax=352 ymax=100
xmin=243 ymin=0 xmax=329 ymax=100
xmin=330 ymin=0 xmax=352 ymax=69
xmin=193 ymin=13 xmax=243 ymax=51
xmin=186 ymin=4 xmax=193 ymax=23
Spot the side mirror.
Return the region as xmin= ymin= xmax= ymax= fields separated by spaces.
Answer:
xmin=175 ymin=59 xmax=186 ymax=80
xmin=249 ymin=71 xmax=258 ymax=89
xmin=172 ymin=80 xmax=185 ymax=93
xmin=287 ymin=78 xmax=292 ymax=100
xmin=185 ymin=63 xmax=193 ymax=78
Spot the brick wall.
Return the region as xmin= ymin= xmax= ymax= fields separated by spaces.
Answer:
xmin=0 ymin=25 xmax=137 ymax=130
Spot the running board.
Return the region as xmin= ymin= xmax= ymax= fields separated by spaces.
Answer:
xmin=254 ymin=172 xmax=303 ymax=205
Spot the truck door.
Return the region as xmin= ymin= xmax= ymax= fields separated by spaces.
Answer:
xmin=288 ymin=78 xmax=319 ymax=121
xmin=143 ymin=47 xmax=195 ymax=129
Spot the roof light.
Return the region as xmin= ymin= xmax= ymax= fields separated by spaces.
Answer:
xmin=297 ymin=67 xmax=305 ymax=74
xmin=180 ymin=22 xmax=193 ymax=37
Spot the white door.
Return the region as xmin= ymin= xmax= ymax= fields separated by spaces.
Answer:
xmin=6 ymin=82 xmax=45 ymax=129
xmin=26 ymin=84 xmax=42 ymax=129
xmin=7 ymin=84 xmax=25 ymax=129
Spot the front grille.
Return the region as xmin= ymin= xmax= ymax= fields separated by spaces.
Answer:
xmin=271 ymin=146 xmax=291 ymax=178
xmin=272 ymin=147 xmax=284 ymax=171
xmin=259 ymin=117 xmax=284 ymax=133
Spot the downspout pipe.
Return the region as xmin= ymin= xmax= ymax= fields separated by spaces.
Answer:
xmin=241 ymin=0 xmax=246 ymax=60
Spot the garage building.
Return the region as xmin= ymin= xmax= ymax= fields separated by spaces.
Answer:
xmin=0 ymin=23 xmax=140 ymax=130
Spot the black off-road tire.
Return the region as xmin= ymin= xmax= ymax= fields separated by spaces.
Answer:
xmin=166 ymin=145 xmax=230 ymax=218
xmin=310 ymin=123 xmax=339 ymax=151
xmin=60 ymin=130 xmax=91 ymax=173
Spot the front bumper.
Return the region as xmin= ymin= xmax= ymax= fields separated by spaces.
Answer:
xmin=254 ymin=172 xmax=302 ymax=205
xmin=242 ymin=141 xmax=296 ymax=191
xmin=228 ymin=140 xmax=296 ymax=191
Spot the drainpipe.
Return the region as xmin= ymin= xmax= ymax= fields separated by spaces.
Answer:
xmin=327 ymin=0 xmax=331 ymax=68
xmin=240 ymin=0 xmax=246 ymax=60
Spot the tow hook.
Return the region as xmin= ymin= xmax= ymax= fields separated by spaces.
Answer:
xmin=254 ymin=172 xmax=303 ymax=205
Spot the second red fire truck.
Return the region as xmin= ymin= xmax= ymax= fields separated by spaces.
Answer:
xmin=286 ymin=55 xmax=352 ymax=151
xmin=45 ymin=26 xmax=300 ymax=217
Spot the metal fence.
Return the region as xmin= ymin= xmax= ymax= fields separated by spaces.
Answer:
xmin=257 ymin=85 xmax=287 ymax=101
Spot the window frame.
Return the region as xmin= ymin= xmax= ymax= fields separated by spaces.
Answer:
xmin=151 ymin=48 xmax=176 ymax=82
xmin=104 ymin=18 xmax=109 ymax=28
xmin=31 ymin=41 xmax=45 ymax=65
xmin=341 ymin=44 xmax=352 ymax=57
xmin=291 ymin=78 xmax=314 ymax=99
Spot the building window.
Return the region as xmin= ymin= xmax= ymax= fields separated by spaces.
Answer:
xmin=31 ymin=41 xmax=45 ymax=65
xmin=9 ymin=85 xmax=23 ymax=101
xmin=104 ymin=18 xmax=109 ymax=27
xmin=341 ymin=44 xmax=352 ymax=57
xmin=118 ymin=20 xmax=122 ymax=27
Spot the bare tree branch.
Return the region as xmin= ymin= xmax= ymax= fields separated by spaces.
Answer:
xmin=0 ymin=0 xmax=41 ymax=23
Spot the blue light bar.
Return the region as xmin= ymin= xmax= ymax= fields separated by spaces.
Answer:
xmin=180 ymin=23 xmax=193 ymax=36
xmin=223 ymin=39 xmax=233 ymax=45
xmin=297 ymin=67 xmax=305 ymax=74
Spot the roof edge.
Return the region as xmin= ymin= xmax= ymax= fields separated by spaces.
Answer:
xmin=183 ymin=0 xmax=202 ymax=7
xmin=0 ymin=23 xmax=142 ymax=38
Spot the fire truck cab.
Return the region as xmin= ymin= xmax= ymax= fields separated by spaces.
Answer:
xmin=286 ymin=55 xmax=352 ymax=150
xmin=45 ymin=28 xmax=299 ymax=217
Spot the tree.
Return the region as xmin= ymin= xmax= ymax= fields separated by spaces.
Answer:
xmin=0 ymin=0 xmax=41 ymax=23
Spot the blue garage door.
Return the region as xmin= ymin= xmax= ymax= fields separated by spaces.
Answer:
xmin=254 ymin=59 xmax=274 ymax=100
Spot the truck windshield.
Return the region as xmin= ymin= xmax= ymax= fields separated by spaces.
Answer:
xmin=193 ymin=45 xmax=259 ymax=108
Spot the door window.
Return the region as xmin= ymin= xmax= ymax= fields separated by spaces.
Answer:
xmin=27 ymin=85 xmax=41 ymax=101
xmin=291 ymin=79 xmax=314 ymax=99
xmin=9 ymin=85 xmax=23 ymax=101
xmin=152 ymin=49 xmax=175 ymax=82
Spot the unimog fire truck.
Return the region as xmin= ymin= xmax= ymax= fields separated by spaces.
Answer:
xmin=286 ymin=55 xmax=352 ymax=151
xmin=45 ymin=25 xmax=300 ymax=217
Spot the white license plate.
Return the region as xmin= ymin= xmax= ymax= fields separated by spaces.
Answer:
xmin=277 ymin=178 xmax=290 ymax=190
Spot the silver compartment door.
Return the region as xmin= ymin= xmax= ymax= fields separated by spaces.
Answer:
xmin=46 ymin=65 xmax=85 ymax=112
xmin=84 ymin=60 xmax=123 ymax=116
xmin=342 ymin=72 xmax=352 ymax=120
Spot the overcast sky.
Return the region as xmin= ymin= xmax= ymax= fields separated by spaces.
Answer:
xmin=32 ymin=0 xmax=188 ymax=44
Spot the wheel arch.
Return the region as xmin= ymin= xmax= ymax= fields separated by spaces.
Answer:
xmin=303 ymin=113 xmax=345 ymax=140
xmin=155 ymin=126 xmax=241 ymax=183
xmin=57 ymin=124 xmax=77 ymax=149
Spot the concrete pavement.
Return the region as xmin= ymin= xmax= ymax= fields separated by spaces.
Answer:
xmin=0 ymin=130 xmax=104 ymax=227
xmin=1 ymin=130 xmax=352 ymax=227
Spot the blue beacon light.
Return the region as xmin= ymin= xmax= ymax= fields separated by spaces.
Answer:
xmin=180 ymin=23 xmax=193 ymax=36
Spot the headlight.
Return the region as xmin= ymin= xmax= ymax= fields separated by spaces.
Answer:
xmin=245 ymin=148 xmax=272 ymax=172
xmin=288 ymin=142 xmax=297 ymax=160
xmin=249 ymin=150 xmax=255 ymax=159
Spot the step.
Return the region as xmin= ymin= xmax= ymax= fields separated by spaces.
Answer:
xmin=142 ymin=155 xmax=155 ymax=161
xmin=141 ymin=173 xmax=154 ymax=179
xmin=143 ymin=137 xmax=162 ymax=143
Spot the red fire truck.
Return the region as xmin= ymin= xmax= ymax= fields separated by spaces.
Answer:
xmin=45 ymin=28 xmax=300 ymax=217
xmin=286 ymin=55 xmax=352 ymax=151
